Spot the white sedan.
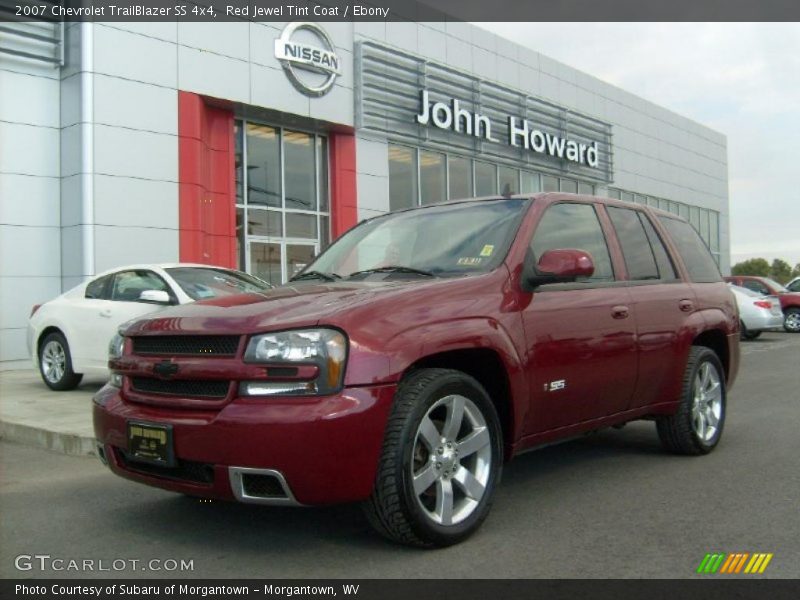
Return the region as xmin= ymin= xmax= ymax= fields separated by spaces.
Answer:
xmin=728 ymin=283 xmax=784 ymax=340
xmin=28 ymin=263 xmax=272 ymax=390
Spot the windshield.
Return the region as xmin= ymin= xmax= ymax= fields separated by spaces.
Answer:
xmin=300 ymin=199 xmax=529 ymax=280
xmin=167 ymin=267 xmax=271 ymax=300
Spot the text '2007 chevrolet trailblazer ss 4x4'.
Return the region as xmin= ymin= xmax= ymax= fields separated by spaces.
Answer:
xmin=94 ymin=193 xmax=739 ymax=547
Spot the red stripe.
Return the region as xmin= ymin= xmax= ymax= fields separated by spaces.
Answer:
xmin=178 ymin=91 xmax=237 ymax=268
xmin=329 ymin=131 xmax=358 ymax=240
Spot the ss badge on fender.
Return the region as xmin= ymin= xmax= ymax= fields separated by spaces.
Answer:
xmin=544 ymin=380 xmax=566 ymax=392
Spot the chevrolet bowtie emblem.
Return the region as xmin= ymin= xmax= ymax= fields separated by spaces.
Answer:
xmin=153 ymin=361 xmax=179 ymax=379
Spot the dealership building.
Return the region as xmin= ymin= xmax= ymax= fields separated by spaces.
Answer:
xmin=0 ymin=20 xmax=730 ymax=367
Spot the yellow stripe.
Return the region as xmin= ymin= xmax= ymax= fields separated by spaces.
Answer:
xmin=720 ymin=554 xmax=736 ymax=574
xmin=758 ymin=554 xmax=773 ymax=574
xmin=745 ymin=554 xmax=761 ymax=574
xmin=734 ymin=553 xmax=750 ymax=573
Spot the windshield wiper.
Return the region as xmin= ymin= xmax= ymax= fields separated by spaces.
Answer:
xmin=349 ymin=265 xmax=436 ymax=278
xmin=290 ymin=270 xmax=342 ymax=282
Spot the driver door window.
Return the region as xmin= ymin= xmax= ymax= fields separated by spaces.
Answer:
xmin=530 ymin=203 xmax=614 ymax=282
xmin=111 ymin=271 xmax=172 ymax=303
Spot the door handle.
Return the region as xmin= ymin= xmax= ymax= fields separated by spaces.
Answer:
xmin=611 ymin=305 xmax=629 ymax=319
xmin=99 ymin=309 xmax=112 ymax=318
xmin=679 ymin=299 xmax=694 ymax=313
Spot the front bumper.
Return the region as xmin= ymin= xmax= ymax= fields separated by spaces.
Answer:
xmin=93 ymin=383 xmax=397 ymax=505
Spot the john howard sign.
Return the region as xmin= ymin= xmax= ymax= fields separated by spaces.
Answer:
xmin=415 ymin=89 xmax=600 ymax=169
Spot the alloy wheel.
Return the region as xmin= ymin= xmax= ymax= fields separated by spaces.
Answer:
xmin=785 ymin=311 xmax=800 ymax=332
xmin=691 ymin=362 xmax=723 ymax=443
xmin=411 ymin=394 xmax=492 ymax=526
xmin=42 ymin=340 xmax=66 ymax=384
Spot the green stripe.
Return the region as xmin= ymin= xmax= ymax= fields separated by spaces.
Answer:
xmin=697 ymin=554 xmax=712 ymax=573
xmin=710 ymin=554 xmax=726 ymax=573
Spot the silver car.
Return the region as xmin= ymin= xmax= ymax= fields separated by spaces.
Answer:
xmin=728 ymin=284 xmax=783 ymax=340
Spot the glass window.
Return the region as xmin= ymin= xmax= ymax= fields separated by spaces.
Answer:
xmin=530 ymin=203 xmax=614 ymax=282
xmin=709 ymin=211 xmax=719 ymax=252
xmin=111 ymin=270 xmax=171 ymax=303
xmin=317 ymin=137 xmax=328 ymax=212
xmin=520 ymin=172 xmax=540 ymax=193
xmin=621 ymin=191 xmax=634 ymax=203
xmin=678 ymin=203 xmax=690 ymax=219
xmin=607 ymin=207 xmax=659 ymax=280
xmin=541 ymin=175 xmax=559 ymax=192
xmin=250 ymin=242 xmax=282 ymax=286
xmin=236 ymin=120 xmax=329 ymax=286
xmin=307 ymin=199 xmax=529 ymax=278
xmin=699 ymin=209 xmax=710 ymax=246
xmin=246 ymin=124 xmax=281 ymax=207
xmin=639 ymin=214 xmax=676 ymax=279
xmin=166 ymin=267 xmax=270 ymax=300
xmin=247 ymin=208 xmax=282 ymax=238
xmin=608 ymin=188 xmax=621 ymax=200
xmin=741 ymin=279 xmax=770 ymax=295
xmin=689 ymin=206 xmax=701 ymax=232
xmin=560 ymin=178 xmax=578 ymax=194
xmin=389 ymin=145 xmax=417 ymax=211
xmin=286 ymin=212 xmax=317 ymax=239
xmin=578 ymin=182 xmax=594 ymax=195
xmin=419 ymin=150 xmax=446 ymax=205
xmin=283 ymin=131 xmax=316 ymax=211
xmin=659 ymin=217 xmax=722 ymax=283
xmin=448 ymin=156 xmax=473 ymax=199
xmin=475 ymin=161 xmax=497 ymax=196
xmin=85 ymin=275 xmax=111 ymax=300
xmin=498 ymin=166 xmax=519 ymax=195
xmin=286 ymin=245 xmax=318 ymax=280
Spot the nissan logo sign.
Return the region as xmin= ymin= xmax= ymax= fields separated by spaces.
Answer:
xmin=274 ymin=22 xmax=341 ymax=97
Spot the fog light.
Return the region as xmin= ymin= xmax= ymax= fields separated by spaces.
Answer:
xmin=109 ymin=373 xmax=123 ymax=388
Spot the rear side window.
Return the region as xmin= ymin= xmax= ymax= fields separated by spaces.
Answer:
xmin=607 ymin=207 xmax=659 ymax=280
xmin=659 ymin=217 xmax=722 ymax=283
xmin=85 ymin=275 xmax=110 ymax=299
xmin=531 ymin=203 xmax=614 ymax=282
xmin=741 ymin=279 xmax=769 ymax=295
xmin=639 ymin=214 xmax=677 ymax=280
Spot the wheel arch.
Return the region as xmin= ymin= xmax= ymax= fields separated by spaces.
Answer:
xmin=691 ymin=328 xmax=729 ymax=380
xmin=37 ymin=325 xmax=67 ymax=356
xmin=403 ymin=348 xmax=516 ymax=461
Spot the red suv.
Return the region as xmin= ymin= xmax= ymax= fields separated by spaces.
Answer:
xmin=724 ymin=275 xmax=800 ymax=333
xmin=94 ymin=193 xmax=739 ymax=547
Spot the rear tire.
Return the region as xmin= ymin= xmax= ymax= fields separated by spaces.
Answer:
xmin=740 ymin=322 xmax=760 ymax=340
xmin=38 ymin=332 xmax=83 ymax=391
xmin=656 ymin=347 xmax=725 ymax=455
xmin=783 ymin=308 xmax=800 ymax=333
xmin=363 ymin=368 xmax=503 ymax=548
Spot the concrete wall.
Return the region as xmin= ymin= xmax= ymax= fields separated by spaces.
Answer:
xmin=0 ymin=24 xmax=62 ymax=365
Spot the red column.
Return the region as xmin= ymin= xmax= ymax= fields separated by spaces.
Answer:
xmin=177 ymin=91 xmax=237 ymax=268
xmin=329 ymin=132 xmax=358 ymax=239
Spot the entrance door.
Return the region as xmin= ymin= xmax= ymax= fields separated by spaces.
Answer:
xmin=235 ymin=121 xmax=330 ymax=285
xmin=249 ymin=241 xmax=319 ymax=285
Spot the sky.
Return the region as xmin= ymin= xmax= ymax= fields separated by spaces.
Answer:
xmin=480 ymin=23 xmax=800 ymax=270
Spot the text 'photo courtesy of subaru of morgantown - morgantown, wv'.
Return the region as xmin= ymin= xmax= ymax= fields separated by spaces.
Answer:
xmin=93 ymin=193 xmax=739 ymax=547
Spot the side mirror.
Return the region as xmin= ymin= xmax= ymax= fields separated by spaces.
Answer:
xmin=525 ymin=249 xmax=595 ymax=289
xmin=138 ymin=290 xmax=172 ymax=304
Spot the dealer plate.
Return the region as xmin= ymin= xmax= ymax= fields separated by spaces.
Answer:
xmin=127 ymin=421 xmax=175 ymax=467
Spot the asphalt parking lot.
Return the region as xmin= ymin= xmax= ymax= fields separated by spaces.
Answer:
xmin=1 ymin=332 xmax=798 ymax=579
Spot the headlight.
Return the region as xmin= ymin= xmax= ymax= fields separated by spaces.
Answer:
xmin=109 ymin=333 xmax=125 ymax=360
xmin=241 ymin=328 xmax=347 ymax=396
xmin=108 ymin=333 xmax=125 ymax=387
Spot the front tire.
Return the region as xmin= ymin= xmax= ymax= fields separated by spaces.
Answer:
xmin=656 ymin=346 xmax=725 ymax=455
xmin=363 ymin=368 xmax=503 ymax=547
xmin=783 ymin=308 xmax=800 ymax=333
xmin=38 ymin=332 xmax=83 ymax=391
